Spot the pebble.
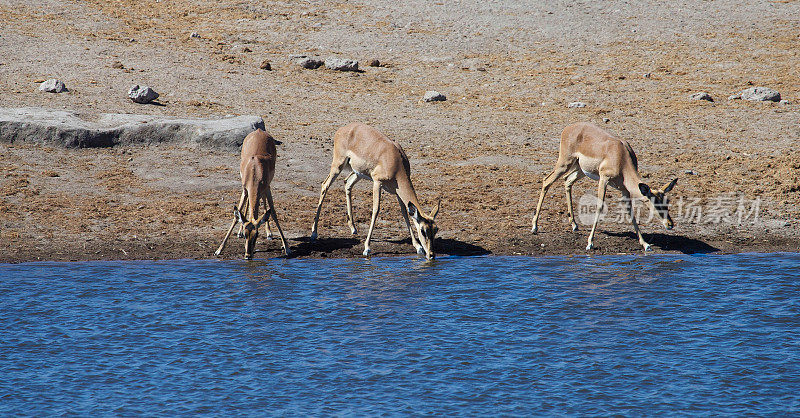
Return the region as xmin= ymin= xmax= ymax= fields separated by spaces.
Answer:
xmin=128 ymin=85 xmax=159 ymax=104
xmin=689 ymin=92 xmax=713 ymax=102
xmin=39 ymin=79 xmax=68 ymax=93
xmin=568 ymin=102 xmax=586 ymax=108
xmin=422 ymin=91 xmax=447 ymax=102
xmin=368 ymin=59 xmax=381 ymax=67
xmin=602 ymin=118 xmax=610 ymax=123
xmin=260 ymin=60 xmax=272 ymax=70
xmin=740 ymin=87 xmax=780 ymax=102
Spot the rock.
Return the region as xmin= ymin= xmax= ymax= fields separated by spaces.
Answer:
xmin=296 ymin=57 xmax=323 ymax=69
xmin=368 ymin=59 xmax=381 ymax=67
xmin=325 ymin=58 xmax=359 ymax=71
xmin=111 ymin=61 xmax=124 ymax=69
xmin=260 ymin=60 xmax=272 ymax=70
xmin=728 ymin=94 xmax=741 ymax=100
xmin=602 ymin=118 xmax=610 ymax=123
xmin=689 ymin=92 xmax=713 ymax=102
xmin=740 ymin=87 xmax=780 ymax=102
xmin=128 ymin=85 xmax=159 ymax=104
xmin=39 ymin=79 xmax=68 ymax=93
xmin=188 ymin=32 xmax=200 ymax=39
xmin=643 ymin=73 xmax=652 ymax=79
xmin=0 ymin=107 xmax=265 ymax=149
xmin=422 ymin=91 xmax=446 ymax=102
xmin=568 ymin=102 xmax=587 ymax=108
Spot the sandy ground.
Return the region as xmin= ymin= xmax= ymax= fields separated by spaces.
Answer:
xmin=1 ymin=0 xmax=799 ymax=262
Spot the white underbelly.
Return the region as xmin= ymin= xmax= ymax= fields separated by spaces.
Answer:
xmin=582 ymin=169 xmax=600 ymax=181
xmin=347 ymin=154 xmax=373 ymax=179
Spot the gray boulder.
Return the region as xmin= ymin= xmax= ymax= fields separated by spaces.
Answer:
xmin=39 ymin=79 xmax=68 ymax=93
xmin=128 ymin=85 xmax=159 ymax=104
xmin=325 ymin=58 xmax=359 ymax=71
xmin=740 ymin=87 xmax=780 ymax=102
xmin=0 ymin=107 xmax=265 ymax=149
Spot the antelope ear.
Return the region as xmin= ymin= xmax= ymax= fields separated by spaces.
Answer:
xmin=638 ymin=183 xmax=653 ymax=197
xmin=407 ymin=202 xmax=422 ymax=222
xmin=234 ymin=207 xmax=245 ymax=224
xmin=431 ymin=199 xmax=441 ymax=220
xmin=663 ymin=178 xmax=678 ymax=193
xmin=255 ymin=209 xmax=270 ymax=228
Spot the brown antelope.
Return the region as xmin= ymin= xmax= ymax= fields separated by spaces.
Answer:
xmin=310 ymin=123 xmax=440 ymax=260
xmin=215 ymin=129 xmax=290 ymax=259
xmin=531 ymin=122 xmax=677 ymax=251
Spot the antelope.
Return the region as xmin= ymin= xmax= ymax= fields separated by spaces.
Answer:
xmin=214 ymin=129 xmax=290 ymax=259
xmin=310 ymin=123 xmax=441 ymax=260
xmin=531 ymin=122 xmax=677 ymax=251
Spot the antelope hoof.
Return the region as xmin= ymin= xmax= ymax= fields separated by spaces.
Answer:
xmin=265 ymin=233 xmax=273 ymax=241
xmin=531 ymin=225 xmax=538 ymax=234
xmin=644 ymin=243 xmax=652 ymax=252
xmin=284 ymin=247 xmax=292 ymax=256
xmin=586 ymin=242 xmax=594 ymax=251
xmin=237 ymin=231 xmax=245 ymax=239
xmin=363 ymin=248 xmax=371 ymax=257
xmin=416 ymin=246 xmax=425 ymax=255
xmin=214 ymin=249 xmax=222 ymax=256
xmin=571 ymin=224 xmax=579 ymax=232
xmin=310 ymin=231 xmax=318 ymax=241
xmin=349 ymin=226 xmax=358 ymax=235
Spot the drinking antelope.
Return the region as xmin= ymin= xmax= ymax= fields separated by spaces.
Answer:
xmin=531 ymin=122 xmax=677 ymax=251
xmin=214 ymin=129 xmax=290 ymax=259
xmin=310 ymin=123 xmax=440 ymax=260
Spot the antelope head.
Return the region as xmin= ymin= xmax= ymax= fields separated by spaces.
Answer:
xmin=233 ymin=207 xmax=270 ymax=259
xmin=407 ymin=200 xmax=440 ymax=260
xmin=639 ymin=178 xmax=678 ymax=230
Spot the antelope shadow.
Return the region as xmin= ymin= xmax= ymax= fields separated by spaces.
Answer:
xmin=604 ymin=231 xmax=720 ymax=254
xmin=387 ymin=237 xmax=491 ymax=257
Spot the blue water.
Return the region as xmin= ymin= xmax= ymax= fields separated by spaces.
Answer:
xmin=1 ymin=254 xmax=799 ymax=415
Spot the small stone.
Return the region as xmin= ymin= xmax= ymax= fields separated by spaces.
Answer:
xmin=740 ymin=87 xmax=780 ymax=102
xmin=568 ymin=101 xmax=586 ymax=108
xmin=296 ymin=57 xmax=323 ymax=69
xmin=422 ymin=91 xmax=446 ymax=102
xmin=39 ymin=79 xmax=68 ymax=93
xmin=325 ymin=58 xmax=359 ymax=71
xmin=260 ymin=60 xmax=272 ymax=70
xmin=368 ymin=59 xmax=381 ymax=67
xmin=189 ymin=32 xmax=200 ymax=38
xmin=128 ymin=85 xmax=159 ymax=104
xmin=728 ymin=94 xmax=742 ymax=100
xmin=689 ymin=92 xmax=713 ymax=102
xmin=643 ymin=73 xmax=652 ymax=78
xmin=684 ymin=169 xmax=698 ymax=175
xmin=602 ymin=118 xmax=610 ymax=123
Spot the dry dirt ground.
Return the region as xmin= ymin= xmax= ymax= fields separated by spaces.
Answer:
xmin=1 ymin=0 xmax=799 ymax=262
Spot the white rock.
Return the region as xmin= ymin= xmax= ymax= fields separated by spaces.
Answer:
xmin=128 ymin=85 xmax=159 ymax=104
xmin=296 ymin=57 xmax=323 ymax=69
xmin=325 ymin=58 xmax=359 ymax=71
xmin=568 ymin=102 xmax=587 ymax=108
xmin=422 ymin=91 xmax=446 ymax=102
xmin=39 ymin=79 xmax=68 ymax=93
xmin=740 ymin=87 xmax=780 ymax=102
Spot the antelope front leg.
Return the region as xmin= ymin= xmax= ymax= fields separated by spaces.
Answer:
xmin=265 ymin=188 xmax=291 ymax=256
xmin=564 ymin=170 xmax=582 ymax=232
xmin=626 ymin=197 xmax=652 ymax=251
xmin=363 ymin=181 xmax=382 ymax=257
xmin=310 ymin=166 xmax=342 ymax=240
xmin=261 ymin=196 xmax=273 ymax=240
xmin=586 ymin=176 xmax=608 ymax=251
xmin=215 ymin=189 xmax=247 ymax=256
xmin=344 ymin=172 xmax=360 ymax=235
xmin=398 ymin=195 xmax=423 ymax=254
